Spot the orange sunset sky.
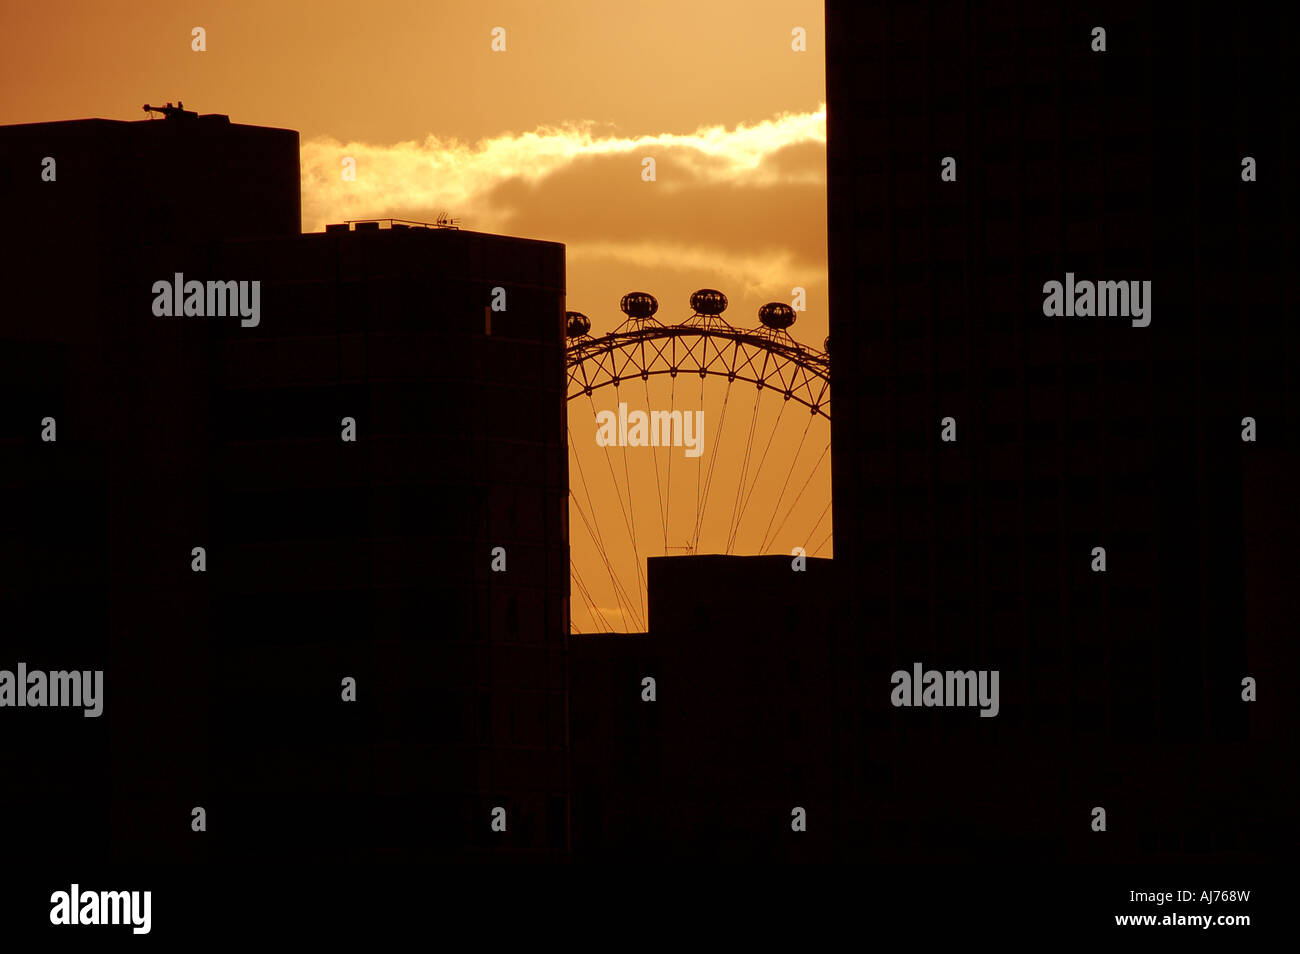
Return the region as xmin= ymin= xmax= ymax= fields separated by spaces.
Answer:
xmin=1 ymin=0 xmax=830 ymax=633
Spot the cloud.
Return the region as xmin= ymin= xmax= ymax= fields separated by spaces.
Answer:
xmin=299 ymin=104 xmax=827 ymax=290
xmin=568 ymin=239 xmax=822 ymax=306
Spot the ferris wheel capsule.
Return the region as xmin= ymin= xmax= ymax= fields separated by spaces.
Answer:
xmin=620 ymin=292 xmax=658 ymax=320
xmin=566 ymin=311 xmax=591 ymax=338
xmin=758 ymin=302 xmax=796 ymax=330
xmin=690 ymin=289 xmax=728 ymax=316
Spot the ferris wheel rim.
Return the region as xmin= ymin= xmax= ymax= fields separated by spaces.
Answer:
xmin=566 ymin=323 xmax=831 ymax=420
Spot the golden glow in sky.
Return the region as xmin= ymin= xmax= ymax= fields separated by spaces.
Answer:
xmin=2 ymin=0 xmax=829 ymax=632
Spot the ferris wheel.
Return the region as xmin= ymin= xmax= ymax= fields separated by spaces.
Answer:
xmin=565 ymin=289 xmax=832 ymax=634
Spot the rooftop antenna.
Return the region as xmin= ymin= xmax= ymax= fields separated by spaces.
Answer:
xmin=142 ymin=101 xmax=197 ymax=120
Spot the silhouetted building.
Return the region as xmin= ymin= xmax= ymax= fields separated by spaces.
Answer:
xmin=0 ymin=113 xmax=300 ymax=244
xmin=0 ymin=113 xmax=569 ymax=861
xmin=825 ymin=2 xmax=1295 ymax=861
xmin=572 ymin=554 xmax=834 ymax=861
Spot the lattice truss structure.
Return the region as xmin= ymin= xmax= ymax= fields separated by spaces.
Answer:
xmin=567 ymin=316 xmax=830 ymax=420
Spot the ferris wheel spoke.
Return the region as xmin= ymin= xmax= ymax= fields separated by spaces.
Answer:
xmin=664 ymin=375 xmax=675 ymax=555
xmin=758 ymin=413 xmax=814 ymax=553
xmin=766 ymin=440 xmax=831 ymax=554
xmin=570 ymin=557 xmax=612 ymax=633
xmin=733 ymin=398 xmax=787 ymax=548
xmin=646 ymin=376 xmax=668 ymax=560
xmin=805 ymin=497 xmax=833 ymax=554
xmin=694 ymin=374 xmax=703 ymax=552
xmin=574 ymin=491 xmax=641 ymax=630
xmin=692 ymin=376 xmax=733 ymax=553
xmin=811 ymin=527 xmax=833 ymax=558
xmin=725 ymin=388 xmax=763 ymax=554
xmin=570 ymin=489 xmax=637 ymax=629
xmin=619 ymin=419 xmax=648 ymax=627
xmin=586 ymin=393 xmax=647 ymax=631
xmin=569 ymin=427 xmax=641 ymax=630
xmin=570 ymin=559 xmax=604 ymax=630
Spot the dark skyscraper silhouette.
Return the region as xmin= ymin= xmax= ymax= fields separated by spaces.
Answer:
xmin=567 ymin=4 xmax=1294 ymax=869
xmin=0 ymin=111 xmax=569 ymax=861
xmin=571 ymin=554 xmax=835 ymax=861
xmin=825 ymin=2 xmax=1295 ymax=861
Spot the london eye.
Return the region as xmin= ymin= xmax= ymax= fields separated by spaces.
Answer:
xmin=566 ymin=289 xmax=832 ymax=633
